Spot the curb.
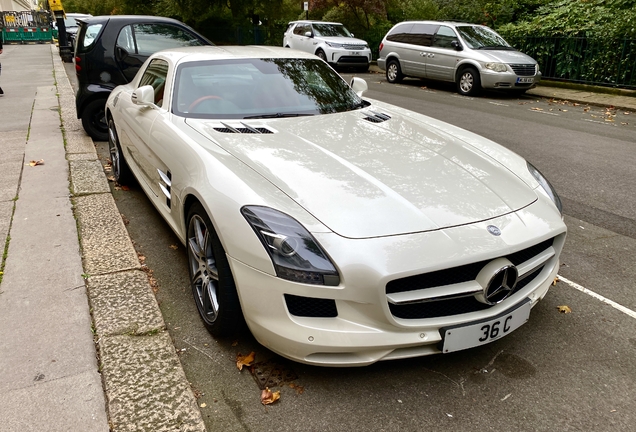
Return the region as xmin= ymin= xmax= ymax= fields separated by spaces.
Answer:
xmin=52 ymin=46 xmax=206 ymax=431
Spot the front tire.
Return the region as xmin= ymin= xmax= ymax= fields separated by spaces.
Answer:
xmin=187 ymin=202 xmax=242 ymax=337
xmin=316 ymin=49 xmax=327 ymax=62
xmin=81 ymin=99 xmax=109 ymax=141
xmin=386 ymin=59 xmax=403 ymax=84
xmin=457 ymin=67 xmax=481 ymax=96
xmin=107 ymin=118 xmax=132 ymax=184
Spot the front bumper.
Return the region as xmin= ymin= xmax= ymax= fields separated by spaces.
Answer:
xmin=328 ymin=48 xmax=372 ymax=67
xmin=480 ymin=70 xmax=542 ymax=90
xmin=229 ymin=196 xmax=566 ymax=366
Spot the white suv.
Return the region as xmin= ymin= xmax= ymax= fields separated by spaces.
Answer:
xmin=283 ymin=21 xmax=372 ymax=72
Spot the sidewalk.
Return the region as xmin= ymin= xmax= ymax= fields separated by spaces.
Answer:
xmin=0 ymin=45 xmax=204 ymax=431
xmin=0 ymin=45 xmax=633 ymax=431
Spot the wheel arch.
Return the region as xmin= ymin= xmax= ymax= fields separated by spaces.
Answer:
xmin=455 ymin=60 xmax=482 ymax=81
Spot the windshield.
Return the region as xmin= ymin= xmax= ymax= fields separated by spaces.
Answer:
xmin=173 ymin=58 xmax=364 ymax=119
xmin=312 ymin=24 xmax=352 ymax=38
xmin=456 ymin=26 xmax=512 ymax=50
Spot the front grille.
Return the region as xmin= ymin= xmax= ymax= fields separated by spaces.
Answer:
xmin=342 ymin=45 xmax=366 ymax=50
xmin=337 ymin=56 xmax=368 ymax=64
xmin=285 ymin=294 xmax=337 ymax=318
xmin=386 ymin=238 xmax=553 ymax=295
xmin=386 ymin=238 xmax=554 ymax=319
xmin=389 ymin=265 xmax=545 ymax=319
xmin=509 ymin=64 xmax=536 ymax=76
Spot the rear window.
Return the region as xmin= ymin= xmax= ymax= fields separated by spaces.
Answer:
xmin=386 ymin=23 xmax=439 ymax=47
xmin=77 ymin=23 xmax=103 ymax=52
xmin=133 ymin=24 xmax=205 ymax=56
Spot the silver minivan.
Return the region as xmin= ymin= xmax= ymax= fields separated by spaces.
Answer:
xmin=377 ymin=21 xmax=541 ymax=96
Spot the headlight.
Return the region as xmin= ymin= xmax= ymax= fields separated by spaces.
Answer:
xmin=325 ymin=41 xmax=344 ymax=48
xmin=485 ymin=62 xmax=508 ymax=72
xmin=527 ymin=162 xmax=562 ymax=214
xmin=535 ymin=64 xmax=540 ymax=74
xmin=242 ymin=206 xmax=340 ymax=286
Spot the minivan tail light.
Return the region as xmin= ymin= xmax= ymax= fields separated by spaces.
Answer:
xmin=379 ymin=42 xmax=384 ymax=52
xmin=75 ymin=56 xmax=81 ymax=72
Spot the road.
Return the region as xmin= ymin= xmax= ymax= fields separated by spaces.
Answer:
xmin=80 ymin=66 xmax=636 ymax=431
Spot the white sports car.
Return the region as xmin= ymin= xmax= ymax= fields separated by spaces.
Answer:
xmin=106 ymin=46 xmax=566 ymax=366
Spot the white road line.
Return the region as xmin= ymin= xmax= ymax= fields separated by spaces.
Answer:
xmin=528 ymin=109 xmax=560 ymax=116
xmin=558 ymin=275 xmax=636 ymax=319
xmin=489 ymin=102 xmax=509 ymax=107
xmin=584 ymin=119 xmax=616 ymax=126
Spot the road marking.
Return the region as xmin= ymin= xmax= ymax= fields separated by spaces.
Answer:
xmin=489 ymin=102 xmax=509 ymax=107
xmin=584 ymin=119 xmax=616 ymax=126
xmin=558 ymin=275 xmax=636 ymax=319
xmin=528 ymin=109 xmax=560 ymax=116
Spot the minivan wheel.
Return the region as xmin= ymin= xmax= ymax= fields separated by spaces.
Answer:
xmin=187 ymin=202 xmax=243 ymax=337
xmin=386 ymin=60 xmax=403 ymax=84
xmin=457 ymin=67 xmax=481 ymax=96
xmin=81 ymin=99 xmax=109 ymax=141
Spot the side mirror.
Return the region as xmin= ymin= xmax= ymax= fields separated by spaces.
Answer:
xmin=350 ymin=77 xmax=368 ymax=97
xmin=131 ymin=85 xmax=155 ymax=106
xmin=451 ymin=40 xmax=463 ymax=51
xmin=304 ymin=31 xmax=312 ymax=38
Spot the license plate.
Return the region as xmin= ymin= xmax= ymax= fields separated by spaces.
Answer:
xmin=349 ymin=51 xmax=359 ymax=56
xmin=516 ymin=77 xmax=534 ymax=84
xmin=441 ymin=299 xmax=531 ymax=353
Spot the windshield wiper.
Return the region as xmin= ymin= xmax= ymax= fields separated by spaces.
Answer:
xmin=477 ymin=45 xmax=516 ymax=50
xmin=243 ymin=113 xmax=315 ymax=119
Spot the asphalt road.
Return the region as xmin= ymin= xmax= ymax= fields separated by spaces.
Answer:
xmin=76 ymin=65 xmax=635 ymax=431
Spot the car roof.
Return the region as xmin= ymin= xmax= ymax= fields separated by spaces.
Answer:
xmin=289 ymin=20 xmax=343 ymax=26
xmin=395 ymin=20 xmax=482 ymax=28
xmin=152 ymin=45 xmax=319 ymax=64
xmin=79 ymin=15 xmax=189 ymax=25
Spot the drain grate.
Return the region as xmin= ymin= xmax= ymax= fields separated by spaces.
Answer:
xmin=249 ymin=360 xmax=298 ymax=390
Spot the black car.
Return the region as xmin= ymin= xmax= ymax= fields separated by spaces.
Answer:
xmin=74 ymin=15 xmax=212 ymax=140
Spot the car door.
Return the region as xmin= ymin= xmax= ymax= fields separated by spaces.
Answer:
xmin=425 ymin=25 xmax=461 ymax=82
xmin=296 ymin=24 xmax=316 ymax=54
xmin=119 ymin=58 xmax=168 ymax=200
xmin=389 ymin=23 xmax=436 ymax=78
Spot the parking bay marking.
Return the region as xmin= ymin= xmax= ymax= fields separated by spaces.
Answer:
xmin=529 ymin=109 xmax=560 ymax=116
xmin=489 ymin=102 xmax=509 ymax=107
xmin=558 ymin=275 xmax=636 ymax=319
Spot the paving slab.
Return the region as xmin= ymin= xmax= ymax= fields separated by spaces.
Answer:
xmin=70 ymin=159 xmax=112 ymax=195
xmin=74 ymin=193 xmax=141 ymax=276
xmin=100 ymin=333 xmax=206 ymax=432
xmin=88 ymin=270 xmax=166 ymax=337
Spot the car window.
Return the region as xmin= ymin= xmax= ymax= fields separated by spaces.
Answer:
xmin=133 ymin=24 xmax=205 ymax=56
xmin=386 ymin=23 xmax=414 ymax=43
xmin=78 ymin=23 xmax=102 ymax=51
xmin=172 ymin=58 xmax=363 ymax=119
xmin=432 ymin=25 xmax=458 ymax=49
xmin=138 ymin=59 xmax=169 ymax=107
xmin=407 ymin=23 xmax=438 ymax=47
xmin=293 ymin=24 xmax=308 ymax=36
xmin=456 ymin=25 xmax=511 ymax=49
xmin=312 ymin=24 xmax=352 ymax=38
xmin=116 ymin=25 xmax=135 ymax=53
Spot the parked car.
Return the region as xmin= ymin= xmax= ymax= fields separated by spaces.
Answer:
xmin=63 ymin=12 xmax=92 ymax=52
xmin=283 ymin=20 xmax=371 ymax=71
xmin=106 ymin=45 xmax=566 ymax=366
xmin=74 ymin=15 xmax=212 ymax=141
xmin=378 ymin=21 xmax=541 ymax=96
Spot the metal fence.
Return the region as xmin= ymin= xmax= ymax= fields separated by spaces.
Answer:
xmin=507 ymin=36 xmax=636 ymax=89
xmin=1 ymin=11 xmax=53 ymax=44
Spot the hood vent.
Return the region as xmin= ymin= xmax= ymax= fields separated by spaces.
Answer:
xmin=213 ymin=122 xmax=274 ymax=134
xmin=363 ymin=111 xmax=392 ymax=123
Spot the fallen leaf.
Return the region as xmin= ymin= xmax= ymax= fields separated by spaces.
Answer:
xmin=531 ymin=107 xmax=543 ymax=111
xmin=501 ymin=393 xmax=512 ymax=401
xmin=557 ymin=305 xmax=572 ymax=314
xmin=552 ymin=276 xmax=560 ymax=286
xmin=169 ymin=244 xmax=179 ymax=250
xmin=200 ymin=403 xmax=207 ymax=408
xmin=289 ymin=383 xmax=305 ymax=394
xmin=562 ymin=109 xmax=568 ymax=112
xmin=120 ymin=185 xmax=130 ymax=191
xmin=621 ymin=122 xmax=628 ymax=125
xmin=107 ymin=176 xmax=116 ymax=182
xmin=261 ymin=387 xmax=281 ymax=405
xmin=605 ymin=118 xmax=615 ymax=122
xmin=623 ymin=112 xmax=630 ymax=115
xmin=231 ymin=340 xmax=239 ymax=347
xmin=583 ymin=106 xmax=590 ymax=112
xmin=236 ymin=352 xmax=255 ymax=371
xmin=29 ymin=159 xmax=44 ymax=166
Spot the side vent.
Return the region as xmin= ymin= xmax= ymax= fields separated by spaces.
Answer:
xmin=158 ymin=169 xmax=172 ymax=209
xmin=213 ymin=122 xmax=274 ymax=134
xmin=363 ymin=111 xmax=392 ymax=123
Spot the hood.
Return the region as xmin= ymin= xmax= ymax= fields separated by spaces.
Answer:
xmin=186 ymin=109 xmax=536 ymax=239
xmin=471 ymin=48 xmax=537 ymax=64
xmin=320 ymin=36 xmax=368 ymax=46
